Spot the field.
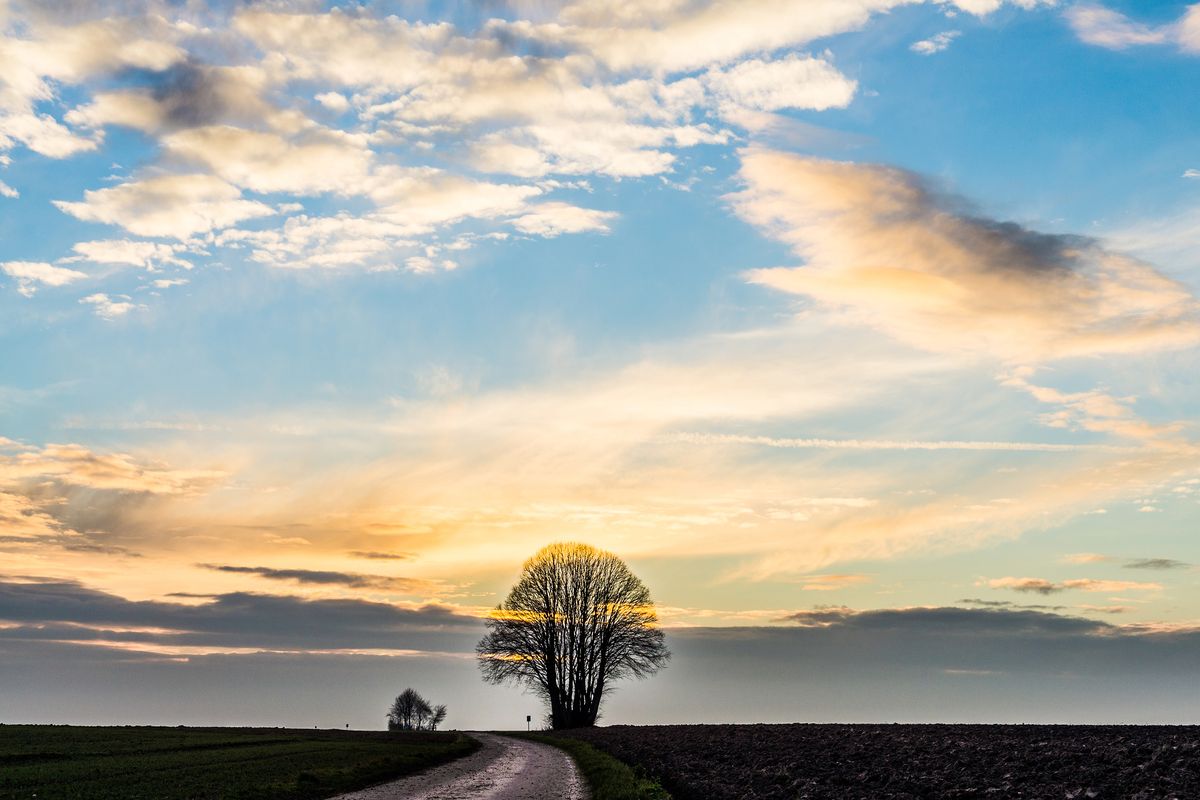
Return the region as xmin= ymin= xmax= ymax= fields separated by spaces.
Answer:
xmin=0 ymin=725 xmax=477 ymax=800
xmin=555 ymin=724 xmax=1200 ymax=799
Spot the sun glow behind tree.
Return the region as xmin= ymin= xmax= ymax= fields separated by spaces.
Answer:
xmin=477 ymin=543 xmax=670 ymax=729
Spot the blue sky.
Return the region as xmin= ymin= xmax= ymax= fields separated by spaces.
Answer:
xmin=1 ymin=0 xmax=1199 ymax=727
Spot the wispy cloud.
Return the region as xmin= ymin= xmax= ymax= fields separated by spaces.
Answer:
xmin=1065 ymin=5 xmax=1190 ymax=51
xmin=80 ymin=293 xmax=143 ymax=319
xmin=670 ymin=432 xmax=1130 ymax=452
xmin=987 ymin=576 xmax=1163 ymax=595
xmin=200 ymin=564 xmax=439 ymax=594
xmin=911 ymin=30 xmax=961 ymax=55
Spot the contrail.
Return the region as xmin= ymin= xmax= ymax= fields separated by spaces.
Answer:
xmin=668 ymin=432 xmax=1134 ymax=453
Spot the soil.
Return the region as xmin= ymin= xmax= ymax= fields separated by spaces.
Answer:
xmin=554 ymin=723 xmax=1199 ymax=799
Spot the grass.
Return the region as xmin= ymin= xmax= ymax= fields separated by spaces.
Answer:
xmin=505 ymin=732 xmax=671 ymax=800
xmin=0 ymin=724 xmax=478 ymax=800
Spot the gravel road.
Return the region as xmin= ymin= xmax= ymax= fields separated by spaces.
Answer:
xmin=330 ymin=732 xmax=587 ymax=800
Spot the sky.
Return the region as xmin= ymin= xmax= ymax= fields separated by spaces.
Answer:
xmin=1 ymin=0 xmax=1199 ymax=730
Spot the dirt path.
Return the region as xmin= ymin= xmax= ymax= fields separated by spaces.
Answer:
xmin=330 ymin=732 xmax=587 ymax=800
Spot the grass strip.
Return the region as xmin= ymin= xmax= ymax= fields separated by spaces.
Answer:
xmin=504 ymin=732 xmax=671 ymax=800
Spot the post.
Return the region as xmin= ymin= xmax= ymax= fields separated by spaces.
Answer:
xmin=526 ymin=714 xmax=531 ymax=732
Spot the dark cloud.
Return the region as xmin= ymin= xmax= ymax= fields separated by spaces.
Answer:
xmin=0 ymin=578 xmax=479 ymax=653
xmin=779 ymin=605 xmax=1107 ymax=636
xmin=948 ymin=215 xmax=1088 ymax=279
xmin=143 ymin=61 xmax=231 ymax=129
xmin=672 ymin=606 xmax=1200 ymax=687
xmin=349 ymin=551 xmax=414 ymax=561
xmin=200 ymin=564 xmax=434 ymax=592
xmin=958 ymin=598 xmax=1068 ymax=611
xmin=1124 ymin=558 xmax=1190 ymax=571
xmin=621 ymin=614 xmax=1200 ymax=726
xmin=111 ymin=59 xmax=272 ymax=133
xmin=995 ymin=578 xmax=1063 ymax=595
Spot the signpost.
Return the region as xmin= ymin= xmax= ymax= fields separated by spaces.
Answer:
xmin=526 ymin=715 xmax=531 ymax=732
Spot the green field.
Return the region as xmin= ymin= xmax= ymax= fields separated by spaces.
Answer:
xmin=0 ymin=725 xmax=478 ymax=800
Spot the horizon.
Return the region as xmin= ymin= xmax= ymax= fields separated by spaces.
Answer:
xmin=2 ymin=0 xmax=1199 ymax=731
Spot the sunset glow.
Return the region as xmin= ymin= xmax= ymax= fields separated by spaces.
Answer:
xmin=2 ymin=0 xmax=1198 ymax=729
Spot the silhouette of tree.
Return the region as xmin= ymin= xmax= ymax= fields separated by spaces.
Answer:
xmin=430 ymin=704 xmax=447 ymax=730
xmin=476 ymin=542 xmax=669 ymax=729
xmin=387 ymin=688 xmax=447 ymax=730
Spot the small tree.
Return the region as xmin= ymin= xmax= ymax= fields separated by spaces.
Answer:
xmin=387 ymin=688 xmax=447 ymax=731
xmin=477 ymin=542 xmax=670 ymax=729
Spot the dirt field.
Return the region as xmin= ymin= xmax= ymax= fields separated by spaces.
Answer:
xmin=555 ymin=723 xmax=1200 ymax=799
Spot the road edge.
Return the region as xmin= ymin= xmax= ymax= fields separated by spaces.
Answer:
xmin=500 ymin=732 xmax=671 ymax=800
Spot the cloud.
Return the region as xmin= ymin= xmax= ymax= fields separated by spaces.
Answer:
xmin=69 ymin=239 xmax=192 ymax=271
xmin=368 ymin=168 xmax=543 ymax=229
xmin=670 ymin=432 xmax=1126 ymax=453
xmin=537 ymin=0 xmax=1024 ymax=73
xmin=201 ymin=564 xmax=439 ymax=594
xmin=623 ymin=605 xmax=1200 ymax=724
xmin=55 ymin=174 xmax=275 ymax=239
xmin=703 ymin=54 xmax=857 ymax=118
xmin=80 ymin=293 xmax=143 ymax=319
xmin=6 ymin=0 xmax=1066 ymax=291
xmin=911 ymin=30 xmax=962 ymax=54
xmin=0 ymin=441 xmax=227 ymax=561
xmin=511 ymin=202 xmax=618 ymax=237
xmin=958 ymin=598 xmax=1067 ymax=611
xmin=162 ymin=126 xmax=373 ymax=195
xmin=987 ymin=577 xmax=1060 ymax=595
xmin=0 ymin=577 xmax=479 ymax=655
xmin=988 ymin=576 xmax=1164 ymax=595
xmin=1000 ymin=369 xmax=1178 ymax=443
xmin=350 ymin=551 xmax=413 ymax=561
xmin=1124 ymin=558 xmax=1190 ymax=571
xmin=65 ymin=62 xmax=296 ymax=136
xmin=1065 ymin=5 xmax=1179 ymax=50
xmin=0 ymin=179 xmax=17 ymax=198
xmin=236 ymin=8 xmax=714 ymax=181
xmin=778 ymin=604 xmax=1107 ymax=634
xmin=0 ymin=14 xmax=184 ymax=158
xmin=1 ymin=260 xmax=86 ymax=296
xmin=1063 ymin=553 xmax=1113 ymax=564
xmin=0 ymin=442 xmax=224 ymax=495
xmin=315 ymin=92 xmax=350 ymax=113
xmin=219 ymin=213 xmax=417 ymax=271
xmin=735 ymin=150 xmax=1200 ymax=363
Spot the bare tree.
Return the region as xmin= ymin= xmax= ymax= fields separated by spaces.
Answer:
xmin=476 ymin=542 xmax=669 ymax=729
xmin=387 ymin=688 xmax=447 ymax=730
xmin=430 ymin=704 xmax=447 ymax=730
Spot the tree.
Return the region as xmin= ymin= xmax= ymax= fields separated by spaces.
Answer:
xmin=476 ymin=542 xmax=669 ymax=729
xmin=387 ymin=688 xmax=447 ymax=730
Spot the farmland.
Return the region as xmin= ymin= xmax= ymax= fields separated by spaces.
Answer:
xmin=555 ymin=723 xmax=1200 ymax=799
xmin=0 ymin=725 xmax=477 ymax=800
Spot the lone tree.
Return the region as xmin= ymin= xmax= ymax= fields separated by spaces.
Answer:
xmin=476 ymin=542 xmax=669 ymax=729
xmin=387 ymin=688 xmax=447 ymax=731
